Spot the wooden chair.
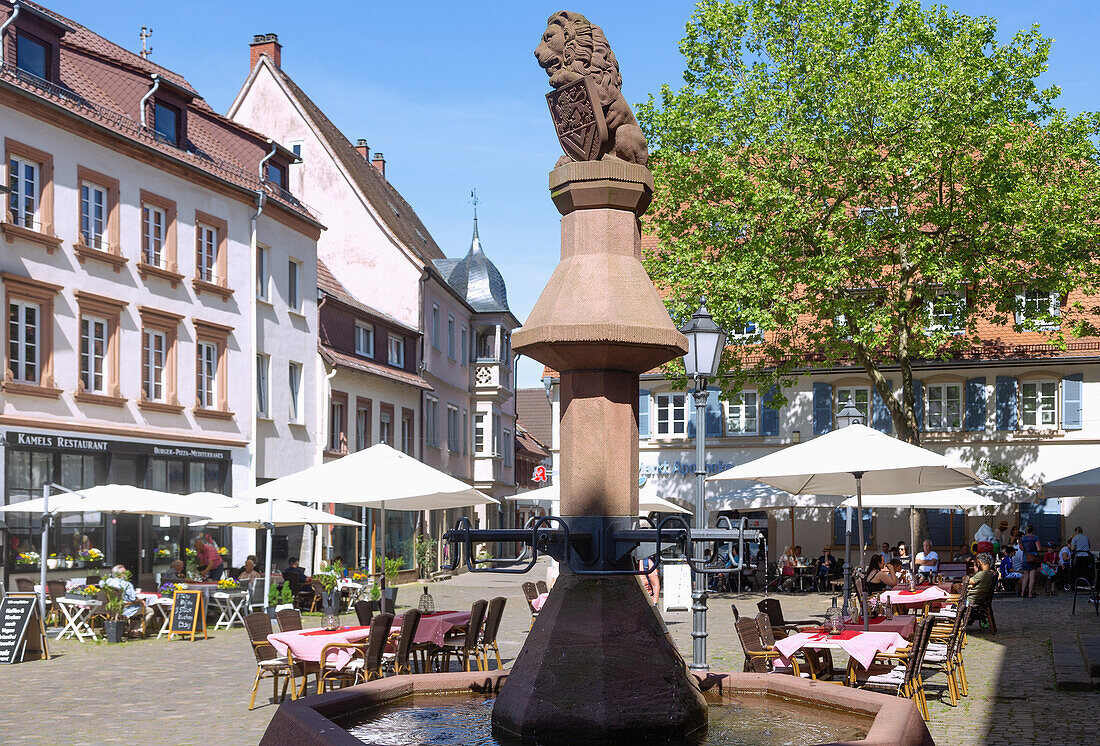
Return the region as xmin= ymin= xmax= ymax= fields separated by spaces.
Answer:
xmin=244 ymin=612 xmax=298 ymax=709
xmin=522 ymin=582 xmax=540 ymax=628
xmin=307 ymin=579 xmax=325 ymax=613
xmin=384 ymin=609 xmax=421 ymax=675
xmin=478 ymin=597 xmax=507 ymax=670
xmin=734 ymin=615 xmax=801 ymax=676
xmin=276 ymin=608 xmax=302 ymax=632
xmin=353 ymin=600 xmax=374 ymax=626
xmin=434 ymin=599 xmax=488 ymax=673
xmin=854 ymin=616 xmax=933 ymax=721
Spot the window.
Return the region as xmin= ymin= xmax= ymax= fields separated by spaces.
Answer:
xmin=142 ymin=204 xmax=167 ymax=267
xmin=655 ymin=393 xmax=688 ymax=436
xmin=431 ymin=304 xmax=440 ymax=350
xmin=8 ymin=155 xmax=39 ymax=229
xmin=355 ymin=322 xmax=374 ymax=357
xmin=288 ymin=361 xmax=302 ymax=422
xmin=291 ymin=143 xmax=302 ymax=158
xmin=1021 ymin=380 xmax=1057 ymax=428
xmin=356 ymin=400 xmax=371 ymax=450
xmin=927 ymin=291 xmax=965 ymax=334
xmin=461 ymin=326 xmax=468 ymax=366
xmin=79 ymin=316 xmax=107 ymax=394
xmin=833 ymin=507 xmax=873 ymax=546
xmin=447 ymin=404 xmax=460 ymax=452
xmin=256 ymin=245 xmax=269 ymax=301
xmin=196 ymin=341 xmax=218 ymax=409
xmin=474 ymin=413 xmax=486 ymax=454
xmin=425 ymin=395 xmax=439 ymax=448
xmin=380 ymin=405 xmax=394 ymax=447
xmin=143 ymin=329 xmax=167 ymax=402
xmin=730 ymin=321 xmax=759 ymax=339
xmin=835 ymin=386 xmax=870 ymax=424
xmin=493 ymin=414 xmax=502 ymax=456
xmin=266 ymin=162 xmax=286 ymax=190
xmin=926 ymin=383 xmax=962 ymax=431
xmin=256 ymin=353 xmax=269 ymax=417
xmin=8 ymin=299 xmax=40 ymax=383
xmin=447 ymin=315 xmax=456 ymax=360
xmin=503 ymin=429 xmax=513 ymax=467
xmin=388 ymin=335 xmax=404 ymax=367
xmin=16 ymin=33 xmax=49 ymax=80
xmin=401 ymin=409 xmax=414 ymax=455
xmin=288 ymin=259 xmax=300 ymax=311
xmin=80 ymin=182 xmax=107 ymax=249
xmin=153 ymin=101 xmax=181 ymax=146
xmin=462 ymin=409 xmax=469 ymax=453
xmin=329 ymin=399 xmax=345 ymax=452
xmin=1016 ymin=288 xmax=1060 ymax=331
xmin=726 ymin=390 xmax=758 ymax=435
xmin=925 ymin=509 xmax=965 ymax=548
xmin=196 ymin=223 xmax=218 ymax=282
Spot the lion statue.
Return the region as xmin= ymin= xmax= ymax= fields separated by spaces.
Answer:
xmin=535 ymin=10 xmax=649 ymax=166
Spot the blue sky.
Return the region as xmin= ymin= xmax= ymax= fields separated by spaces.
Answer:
xmin=45 ymin=1 xmax=1100 ymax=387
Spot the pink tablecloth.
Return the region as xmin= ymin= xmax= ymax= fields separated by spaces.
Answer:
xmin=268 ymin=625 xmax=372 ymax=670
xmin=392 ymin=611 xmax=471 ymax=646
xmin=841 ymin=615 xmax=915 ymax=639
xmin=775 ymin=630 xmax=908 ymax=670
xmin=879 ymin=586 xmax=948 ymax=606
xmin=531 ymin=593 xmax=549 ymax=611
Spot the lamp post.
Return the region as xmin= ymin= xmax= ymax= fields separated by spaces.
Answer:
xmin=679 ymin=299 xmax=726 ymax=671
xmin=835 ymin=396 xmax=865 ymax=617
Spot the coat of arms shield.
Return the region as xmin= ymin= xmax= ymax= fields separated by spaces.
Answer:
xmin=545 ymin=75 xmax=608 ymax=162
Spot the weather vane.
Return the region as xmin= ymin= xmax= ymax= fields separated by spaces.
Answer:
xmin=469 ymin=188 xmax=479 ymax=221
xmin=140 ymin=26 xmax=153 ymax=59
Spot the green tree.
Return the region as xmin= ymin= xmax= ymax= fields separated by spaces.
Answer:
xmin=639 ymin=0 xmax=1100 ymax=445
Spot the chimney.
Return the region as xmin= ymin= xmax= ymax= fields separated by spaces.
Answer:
xmin=372 ymin=152 xmax=386 ymax=178
xmin=250 ymin=33 xmax=281 ymax=69
xmin=355 ymin=139 xmax=369 ymax=161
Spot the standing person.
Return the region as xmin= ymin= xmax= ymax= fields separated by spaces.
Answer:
xmin=994 ymin=520 xmax=1010 ymax=549
xmin=194 ymin=537 xmax=224 ymax=581
xmin=1058 ymin=538 xmax=1074 ymax=588
xmin=638 ymin=555 xmax=660 ymax=607
xmin=915 ymin=539 xmax=939 ymax=578
xmin=1017 ymin=524 xmax=1042 ymax=598
xmin=1069 ymin=526 xmax=1093 ymax=584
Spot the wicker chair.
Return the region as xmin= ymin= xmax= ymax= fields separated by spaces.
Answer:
xmin=756 ymin=612 xmax=830 ymax=679
xmin=478 ymin=597 xmax=507 ymax=670
xmin=923 ymin=602 xmax=972 ymax=706
xmin=536 ymin=580 xmax=548 ymax=595
xmin=434 ymin=599 xmax=488 ymax=673
xmin=854 ymin=615 xmax=933 ymax=721
xmin=353 ymin=600 xmax=374 ymax=626
xmin=757 ymin=598 xmax=818 ymax=634
xmin=384 ymin=609 xmax=422 ymax=675
xmin=244 ymin=612 xmax=298 ymax=709
xmin=364 ymin=612 xmax=395 ymax=681
xmin=522 ymin=582 xmax=540 ymax=628
xmin=276 ymin=608 xmax=303 ymax=632
xmin=46 ymin=580 xmax=66 ymax=626
xmin=734 ymin=614 xmax=801 ymax=676
xmin=730 ymin=603 xmax=741 ymax=622
xmin=307 ymin=579 xmax=325 ymax=613
xmin=15 ymin=578 xmax=34 ymax=593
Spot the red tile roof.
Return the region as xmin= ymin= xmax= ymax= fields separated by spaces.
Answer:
xmin=516 ymin=388 xmax=553 ymax=446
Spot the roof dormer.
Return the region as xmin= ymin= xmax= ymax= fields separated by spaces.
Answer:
xmin=2 ymin=1 xmax=73 ymax=86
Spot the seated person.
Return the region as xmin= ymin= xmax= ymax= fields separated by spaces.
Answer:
xmin=161 ymin=559 xmax=186 ymax=582
xmin=865 ymin=555 xmax=900 ymax=592
xmin=816 ymin=547 xmax=838 ymax=590
xmin=104 ymin=565 xmax=152 ymax=622
xmin=965 ymin=553 xmax=998 ymax=606
xmin=237 ymin=556 xmax=262 ymax=581
xmin=915 ymin=539 xmax=939 ymax=577
xmin=999 ymin=548 xmax=1022 ymax=585
xmin=283 ymin=556 xmax=308 ymax=586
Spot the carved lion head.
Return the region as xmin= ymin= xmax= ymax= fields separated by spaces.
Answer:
xmin=534 ymin=10 xmax=622 ymax=109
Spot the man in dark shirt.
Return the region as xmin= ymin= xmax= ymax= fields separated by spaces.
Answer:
xmin=283 ymin=557 xmax=308 ymax=586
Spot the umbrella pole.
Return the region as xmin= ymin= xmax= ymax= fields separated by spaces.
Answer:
xmin=359 ymin=507 xmax=367 ymax=569
xmin=789 ymin=506 xmax=795 ymax=551
xmin=39 ymin=484 xmax=50 ymax=619
xmin=379 ymin=501 xmax=386 ymax=588
xmin=855 ymin=472 xmax=868 ymax=631
xmin=843 ymin=506 xmax=851 ymax=616
xmin=910 ymin=506 xmax=917 ymax=591
xmin=263 ymin=498 xmax=274 ymax=615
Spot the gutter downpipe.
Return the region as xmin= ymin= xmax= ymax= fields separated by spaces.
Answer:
xmin=322 ymin=365 xmax=337 ymax=576
xmin=253 ymin=141 xmax=275 ymax=611
xmin=0 ymin=1 xmax=21 ymax=69
xmin=139 ymin=74 xmax=160 ymax=127
xmin=416 ymin=268 xmax=429 ymax=581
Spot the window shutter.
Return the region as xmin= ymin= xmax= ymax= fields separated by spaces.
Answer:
xmin=871 ymin=379 xmax=893 ymax=434
xmin=812 ymin=382 xmax=833 ymax=435
xmin=995 ymin=376 xmax=1018 ymax=431
xmin=912 ymin=379 xmax=925 ymax=432
xmin=705 ymin=387 xmax=723 ymax=437
xmin=1062 ymin=373 xmax=1083 ymax=430
xmin=965 ymin=377 xmax=987 ymax=432
xmin=638 ymin=389 xmax=650 ymax=439
xmin=761 ymin=385 xmax=779 ymax=436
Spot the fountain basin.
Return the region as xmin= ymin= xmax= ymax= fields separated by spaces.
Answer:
xmin=259 ymin=669 xmax=933 ymax=746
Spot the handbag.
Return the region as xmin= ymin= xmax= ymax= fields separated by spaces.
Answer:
xmin=1023 ymin=537 xmax=1040 ymax=565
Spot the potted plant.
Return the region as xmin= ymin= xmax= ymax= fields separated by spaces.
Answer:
xmin=413 ymin=535 xmax=438 ymax=580
xmin=99 ymin=570 xmax=130 ymax=643
xmin=65 ymin=579 xmax=99 ymax=600
xmin=15 ymin=551 xmax=39 ymax=570
xmin=46 ymin=553 xmax=59 ymax=570
xmin=85 ymin=548 xmax=104 ymax=568
xmin=63 ymin=555 xmax=75 ymax=569
xmin=382 ymin=557 xmax=403 ymax=601
xmin=367 ymin=582 xmax=382 ymax=612
xmin=315 ymin=562 xmax=343 ymax=629
xmin=271 ymin=581 xmax=295 ymax=612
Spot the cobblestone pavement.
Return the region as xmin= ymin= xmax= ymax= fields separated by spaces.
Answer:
xmin=2 ymin=562 xmax=1097 ymax=745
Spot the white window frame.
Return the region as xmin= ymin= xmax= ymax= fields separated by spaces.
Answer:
xmin=725 ymin=390 xmax=758 ymax=435
xmin=503 ymin=428 xmax=513 ymax=467
xmin=80 ymin=182 xmax=107 ymax=249
xmin=926 ymin=290 xmax=966 ymax=334
xmin=256 ymin=245 xmax=269 ymax=301
xmin=474 ymin=413 xmax=486 ymax=454
xmin=425 ymin=395 xmax=439 ymax=447
xmin=380 ymin=409 xmax=392 ymax=447
xmin=400 ymin=414 xmax=412 ymax=455
xmin=196 ymin=222 xmax=218 ymax=282
xmin=287 ymin=361 xmax=302 ymax=423
xmin=79 ymin=315 xmax=108 ymax=394
xmin=447 ymin=403 xmax=460 ymax=452
xmin=8 ymin=299 xmax=40 ymax=384
xmin=1016 ymin=288 xmax=1060 ymax=331
xmin=655 ymin=392 xmax=688 ymax=436
xmin=356 ymin=406 xmax=369 ymax=451
xmin=388 ymin=336 xmax=404 ymax=366
xmin=287 ymin=258 xmax=301 ymax=311
xmin=835 ymin=386 xmax=870 ymax=425
xmin=196 ymin=340 xmax=217 ymax=409
xmin=142 ymin=204 xmax=166 ymax=267
xmin=355 ymin=322 xmax=374 ymax=357
xmin=142 ymin=329 xmax=166 ymax=402
xmin=925 ymin=383 xmax=962 ymax=431
xmin=1021 ymin=380 xmax=1058 ymax=429
xmin=256 ymin=353 xmax=270 ymax=418
xmin=8 ymin=155 xmax=39 ymax=230
xmin=493 ymin=414 xmax=502 ymax=456
xmin=462 ymin=409 xmax=469 ymax=454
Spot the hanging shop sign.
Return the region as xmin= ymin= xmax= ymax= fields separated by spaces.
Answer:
xmin=5 ymin=431 xmax=230 ymax=460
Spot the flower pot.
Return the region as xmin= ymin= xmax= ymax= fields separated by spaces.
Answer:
xmin=63 ymin=559 xmax=74 ymax=569
xmin=46 ymin=558 xmax=59 ymax=570
xmin=104 ymin=620 xmax=125 ymax=644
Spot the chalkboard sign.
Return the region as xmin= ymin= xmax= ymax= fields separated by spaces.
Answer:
xmin=168 ymin=590 xmax=207 ymax=641
xmin=0 ymin=593 xmax=49 ymax=664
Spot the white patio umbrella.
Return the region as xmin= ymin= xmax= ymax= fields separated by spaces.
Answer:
xmin=508 ymin=483 xmax=692 ymax=515
xmin=191 ymin=499 xmax=363 ymax=529
xmin=840 ymin=489 xmax=1000 ymax=510
xmin=1042 ymin=467 xmax=1100 ymax=499
xmin=708 ymin=424 xmax=983 ymax=627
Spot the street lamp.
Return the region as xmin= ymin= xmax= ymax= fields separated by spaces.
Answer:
xmin=835 ymin=395 xmax=865 ymax=616
xmin=836 ymin=395 xmax=865 ymax=428
xmin=679 ymin=299 xmax=726 ymax=671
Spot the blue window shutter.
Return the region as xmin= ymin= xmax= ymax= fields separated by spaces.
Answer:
xmin=761 ymin=385 xmax=779 ymax=436
xmin=871 ymin=379 xmax=893 ymax=433
xmin=638 ymin=389 xmax=650 ymax=439
xmin=705 ymin=388 xmax=723 ymax=437
xmin=965 ymin=377 xmax=987 ymax=432
xmin=995 ymin=376 xmax=1018 ymax=431
xmin=813 ymin=382 xmax=833 ymax=435
xmin=1062 ymin=373 xmax=1083 ymax=430
xmin=912 ymin=379 xmax=925 ymax=432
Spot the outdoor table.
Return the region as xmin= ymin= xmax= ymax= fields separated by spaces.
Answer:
xmin=212 ymin=589 xmax=249 ymax=629
xmin=150 ymin=597 xmax=174 ymax=638
xmin=268 ymin=625 xmax=373 ymax=671
xmin=792 ymin=564 xmax=816 ymax=592
xmin=55 ymin=596 xmax=99 ymax=642
xmin=879 ymin=585 xmax=948 ymax=611
xmin=774 ymin=629 xmax=908 ymax=679
xmin=391 ymin=610 xmax=471 ymax=646
xmin=841 ymin=615 xmax=915 ymax=639
xmin=532 ymin=592 xmax=549 ymax=611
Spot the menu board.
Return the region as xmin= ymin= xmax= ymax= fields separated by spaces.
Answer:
xmin=0 ymin=594 xmax=49 ymax=664
xmin=168 ymin=590 xmax=207 ymax=641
